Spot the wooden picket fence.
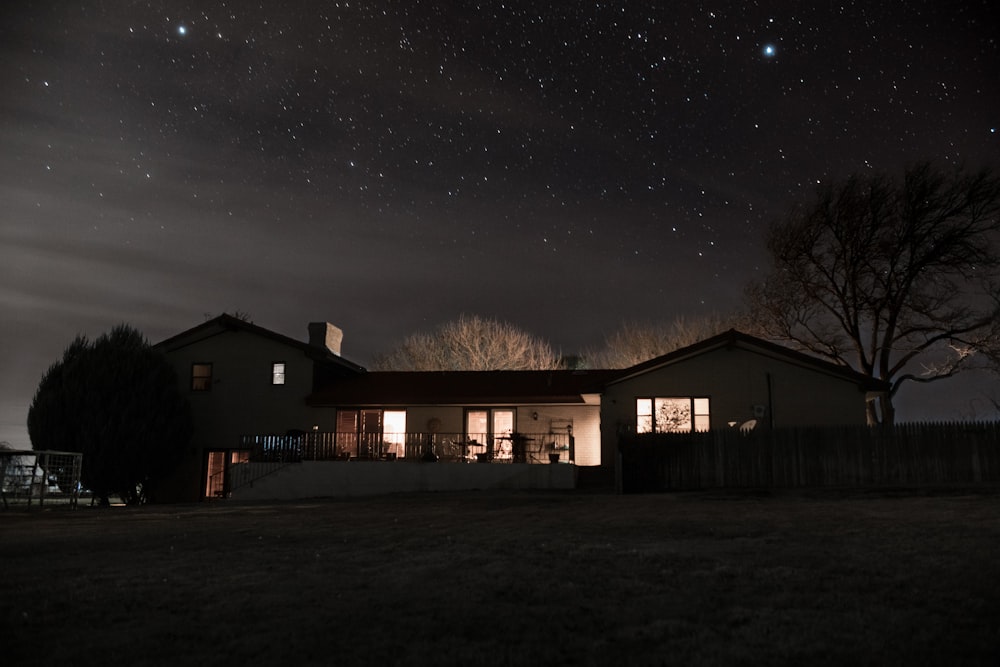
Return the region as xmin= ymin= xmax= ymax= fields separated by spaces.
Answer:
xmin=618 ymin=422 xmax=1000 ymax=493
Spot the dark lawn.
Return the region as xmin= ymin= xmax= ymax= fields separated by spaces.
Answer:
xmin=2 ymin=488 xmax=999 ymax=666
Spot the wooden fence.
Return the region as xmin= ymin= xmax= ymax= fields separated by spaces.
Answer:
xmin=618 ymin=422 xmax=1000 ymax=493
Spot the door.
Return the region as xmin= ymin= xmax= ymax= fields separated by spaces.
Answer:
xmin=360 ymin=409 xmax=382 ymax=458
xmin=465 ymin=409 xmax=515 ymax=460
xmin=204 ymin=450 xmax=250 ymax=499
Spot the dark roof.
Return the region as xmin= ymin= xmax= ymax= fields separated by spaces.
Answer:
xmin=614 ymin=329 xmax=890 ymax=391
xmin=308 ymin=369 xmax=621 ymax=406
xmin=153 ymin=314 xmax=366 ymax=374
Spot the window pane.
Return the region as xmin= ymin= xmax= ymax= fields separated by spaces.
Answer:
xmin=636 ymin=399 xmax=653 ymax=433
xmin=360 ymin=410 xmax=382 ymax=457
xmin=383 ymin=411 xmax=406 ymax=456
xmin=654 ymin=398 xmax=692 ymax=433
xmin=492 ymin=410 xmax=515 ymax=460
xmin=336 ymin=410 xmax=359 ymax=457
xmin=693 ymin=398 xmax=710 ymax=432
xmin=192 ymin=363 xmax=212 ymax=391
xmin=272 ymin=362 xmax=285 ymax=385
xmin=493 ymin=410 xmax=514 ymax=437
xmin=467 ymin=410 xmax=488 ymax=441
xmin=636 ymin=415 xmax=653 ymax=433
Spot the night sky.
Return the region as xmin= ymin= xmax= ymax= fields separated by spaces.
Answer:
xmin=2 ymin=2 xmax=997 ymax=444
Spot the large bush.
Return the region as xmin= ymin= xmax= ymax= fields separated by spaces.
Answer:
xmin=27 ymin=324 xmax=192 ymax=504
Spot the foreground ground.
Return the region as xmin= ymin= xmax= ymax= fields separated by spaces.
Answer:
xmin=2 ymin=488 xmax=999 ymax=666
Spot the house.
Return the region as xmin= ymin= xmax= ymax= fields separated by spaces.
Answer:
xmin=600 ymin=329 xmax=887 ymax=468
xmin=153 ymin=314 xmax=364 ymax=502
xmin=154 ymin=317 xmax=885 ymax=501
xmin=306 ymin=368 xmax=617 ymax=465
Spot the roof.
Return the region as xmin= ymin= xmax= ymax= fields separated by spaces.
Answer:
xmin=612 ymin=329 xmax=890 ymax=391
xmin=153 ymin=314 xmax=367 ymax=374
xmin=308 ymin=369 xmax=621 ymax=406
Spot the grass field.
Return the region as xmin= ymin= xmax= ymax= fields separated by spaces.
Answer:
xmin=2 ymin=488 xmax=999 ymax=666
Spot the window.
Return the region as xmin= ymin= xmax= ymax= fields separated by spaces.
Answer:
xmin=466 ymin=408 xmax=515 ymax=459
xmin=272 ymin=362 xmax=285 ymax=385
xmin=636 ymin=397 xmax=710 ymax=433
xmin=382 ymin=411 xmax=406 ymax=455
xmin=191 ymin=363 xmax=213 ymax=391
xmin=335 ymin=409 xmax=407 ymax=459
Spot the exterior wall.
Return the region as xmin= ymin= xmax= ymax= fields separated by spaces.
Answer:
xmin=600 ymin=345 xmax=871 ymax=467
xmin=233 ymin=460 xmax=578 ymax=500
xmin=514 ymin=405 xmax=601 ymax=466
xmin=160 ymin=327 xmax=322 ymax=501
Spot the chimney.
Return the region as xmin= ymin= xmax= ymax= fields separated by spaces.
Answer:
xmin=308 ymin=322 xmax=343 ymax=356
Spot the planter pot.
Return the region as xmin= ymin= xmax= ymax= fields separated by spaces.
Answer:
xmin=549 ymin=453 xmax=560 ymax=464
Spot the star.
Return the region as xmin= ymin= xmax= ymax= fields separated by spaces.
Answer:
xmin=762 ymin=44 xmax=776 ymax=58
xmin=177 ymin=25 xmax=187 ymax=36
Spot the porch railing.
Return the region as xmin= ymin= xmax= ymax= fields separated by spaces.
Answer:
xmin=238 ymin=432 xmax=573 ymax=464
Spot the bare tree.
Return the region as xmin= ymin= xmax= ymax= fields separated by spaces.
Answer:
xmin=746 ymin=162 xmax=1000 ymax=426
xmin=372 ymin=314 xmax=562 ymax=371
xmin=588 ymin=314 xmax=738 ymax=368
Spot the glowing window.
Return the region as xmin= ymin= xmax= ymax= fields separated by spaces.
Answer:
xmin=382 ymin=411 xmax=407 ymax=455
xmin=272 ymin=362 xmax=285 ymax=385
xmin=636 ymin=397 xmax=710 ymax=433
xmin=335 ymin=409 xmax=407 ymax=459
xmin=465 ymin=409 xmax=515 ymax=459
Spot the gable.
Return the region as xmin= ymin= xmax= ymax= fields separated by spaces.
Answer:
xmin=154 ymin=314 xmax=365 ymax=378
xmin=602 ymin=331 xmax=879 ymax=433
xmin=612 ymin=329 xmax=885 ymax=392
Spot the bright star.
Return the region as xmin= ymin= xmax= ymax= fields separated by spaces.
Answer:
xmin=763 ymin=44 xmax=776 ymax=58
xmin=177 ymin=25 xmax=187 ymax=36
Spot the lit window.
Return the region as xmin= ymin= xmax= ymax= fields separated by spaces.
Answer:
xmin=382 ymin=410 xmax=406 ymax=456
xmin=466 ymin=408 xmax=515 ymax=459
xmin=191 ymin=363 xmax=212 ymax=392
xmin=272 ymin=362 xmax=285 ymax=385
xmin=335 ymin=409 xmax=407 ymax=459
xmin=636 ymin=397 xmax=710 ymax=433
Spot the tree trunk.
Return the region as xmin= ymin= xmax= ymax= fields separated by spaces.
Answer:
xmin=866 ymin=394 xmax=896 ymax=427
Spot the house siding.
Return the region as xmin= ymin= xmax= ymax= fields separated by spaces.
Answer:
xmin=515 ymin=405 xmax=601 ymax=466
xmin=159 ymin=326 xmax=322 ymax=501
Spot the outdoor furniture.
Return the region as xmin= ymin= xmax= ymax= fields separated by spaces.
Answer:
xmin=497 ymin=433 xmax=534 ymax=463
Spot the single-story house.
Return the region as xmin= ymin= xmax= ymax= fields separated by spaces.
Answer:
xmin=154 ymin=315 xmax=886 ymax=501
xmin=599 ymin=329 xmax=888 ymax=467
xmin=305 ymin=368 xmax=617 ymax=465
